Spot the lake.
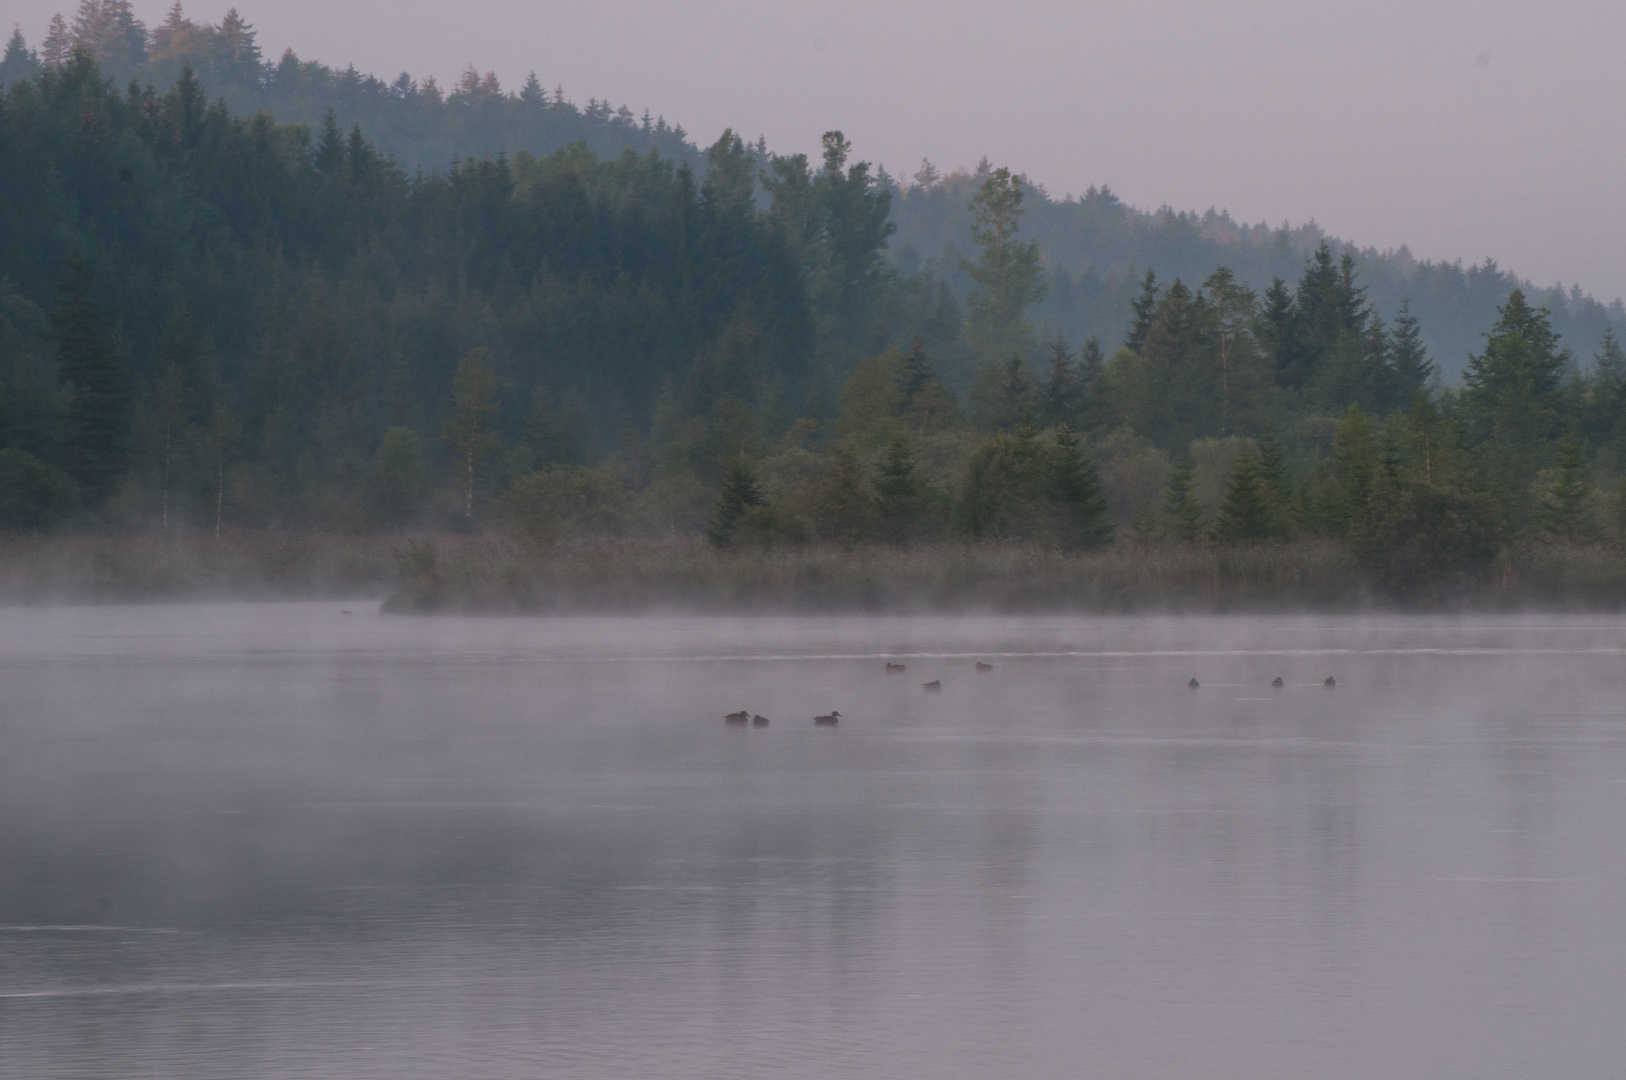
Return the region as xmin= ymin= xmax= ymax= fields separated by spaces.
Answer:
xmin=2 ymin=605 xmax=1624 ymax=1078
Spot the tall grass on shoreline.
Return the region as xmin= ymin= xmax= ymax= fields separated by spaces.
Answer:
xmin=2 ymin=533 xmax=1624 ymax=612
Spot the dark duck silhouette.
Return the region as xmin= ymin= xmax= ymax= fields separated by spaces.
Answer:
xmin=921 ymin=680 xmax=942 ymax=692
xmin=975 ymin=662 xmax=994 ymax=672
xmin=1188 ymin=677 xmax=1200 ymax=691
xmin=752 ymin=714 xmax=770 ymax=727
xmin=886 ymin=662 xmax=906 ymax=673
xmin=724 ymin=710 xmax=749 ymax=726
xmin=1272 ymin=676 xmax=1284 ymax=689
xmin=814 ymin=711 xmax=841 ymax=726
xmin=1324 ymin=676 xmax=1337 ymax=689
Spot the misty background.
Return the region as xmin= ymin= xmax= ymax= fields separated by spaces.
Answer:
xmin=8 ymin=0 xmax=1624 ymax=309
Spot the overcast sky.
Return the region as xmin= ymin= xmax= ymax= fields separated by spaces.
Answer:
xmin=13 ymin=0 xmax=1626 ymax=301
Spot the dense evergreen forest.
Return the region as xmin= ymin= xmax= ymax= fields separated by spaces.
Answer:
xmin=2 ymin=4 xmax=1624 ymax=593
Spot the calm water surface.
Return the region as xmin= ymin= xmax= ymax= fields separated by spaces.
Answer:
xmin=2 ymin=605 xmax=1624 ymax=1078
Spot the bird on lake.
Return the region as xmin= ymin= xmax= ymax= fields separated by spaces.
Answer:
xmin=814 ymin=711 xmax=841 ymax=726
xmin=922 ymin=680 xmax=942 ymax=692
xmin=886 ymin=662 xmax=906 ymax=673
xmin=1325 ymin=676 xmax=1337 ymax=689
xmin=1188 ymin=677 xmax=1200 ymax=690
xmin=752 ymin=714 xmax=770 ymax=727
xmin=724 ymin=710 xmax=749 ymax=726
xmin=1272 ymin=677 xmax=1284 ymax=689
xmin=975 ymin=662 xmax=994 ymax=672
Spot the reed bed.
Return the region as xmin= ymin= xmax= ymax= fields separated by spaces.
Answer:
xmin=2 ymin=533 xmax=1623 ymax=612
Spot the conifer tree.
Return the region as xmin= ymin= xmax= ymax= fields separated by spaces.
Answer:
xmin=707 ymin=457 xmax=763 ymax=546
xmin=41 ymin=14 xmax=71 ymax=68
xmin=0 ymin=26 xmax=40 ymax=86
xmin=1211 ymin=448 xmax=1272 ymax=542
xmin=48 ymin=253 xmax=129 ymax=504
xmin=1038 ymin=337 xmax=1083 ymax=428
xmin=873 ymin=433 xmax=927 ymax=543
xmin=961 ymin=167 xmax=1044 ymax=362
xmin=1046 ymin=427 xmax=1113 ymax=547
xmin=1254 ymin=426 xmax=1292 ymax=538
xmin=1542 ymin=427 xmax=1595 ymax=542
xmin=1125 ymin=270 xmax=1158 ymax=353
xmin=1388 ymin=299 xmax=1434 ymax=395
xmin=811 ymin=440 xmax=872 ymax=543
xmin=1162 ymin=456 xmax=1205 ymax=541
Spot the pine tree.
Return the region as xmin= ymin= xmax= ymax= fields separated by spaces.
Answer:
xmin=873 ymin=433 xmax=928 ymax=543
xmin=1046 ymin=427 xmax=1113 ymax=547
xmin=0 ymin=26 xmax=40 ymax=86
xmin=1125 ymin=269 xmax=1158 ymax=353
xmin=314 ymin=109 xmax=345 ymax=175
xmin=1211 ymin=448 xmax=1272 ymax=542
xmin=1162 ymin=456 xmax=1206 ymax=541
xmin=48 ymin=253 xmax=129 ymax=504
xmin=520 ymin=71 xmax=545 ymax=105
xmin=1542 ymin=427 xmax=1595 ymax=542
xmin=811 ymin=440 xmax=872 ymax=543
xmin=443 ymin=347 xmax=500 ymax=520
xmin=41 ymin=14 xmax=71 ymax=68
xmin=1254 ymin=426 xmax=1291 ymax=538
xmin=1038 ymin=337 xmax=1083 ymax=428
xmin=707 ymin=457 xmax=763 ymax=546
xmin=1388 ymin=299 xmax=1434 ymax=395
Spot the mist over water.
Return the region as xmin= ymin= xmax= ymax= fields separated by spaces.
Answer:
xmin=3 ymin=606 xmax=1625 ymax=1078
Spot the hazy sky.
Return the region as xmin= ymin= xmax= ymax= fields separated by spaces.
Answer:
xmin=12 ymin=0 xmax=1626 ymax=301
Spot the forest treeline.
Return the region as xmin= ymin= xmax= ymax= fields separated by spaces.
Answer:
xmin=5 ymin=2 xmax=1620 ymax=382
xmin=2 ymin=12 xmax=1625 ymax=594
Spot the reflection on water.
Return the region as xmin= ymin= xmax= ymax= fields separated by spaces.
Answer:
xmin=1 ymin=606 xmax=1624 ymax=1078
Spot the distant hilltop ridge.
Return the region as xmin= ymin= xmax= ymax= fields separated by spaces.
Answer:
xmin=1 ymin=1 xmax=1620 ymax=372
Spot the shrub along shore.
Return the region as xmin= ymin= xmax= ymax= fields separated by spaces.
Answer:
xmin=2 ymin=532 xmax=1623 ymax=613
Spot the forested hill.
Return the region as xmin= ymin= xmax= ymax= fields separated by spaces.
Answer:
xmin=4 ymin=3 xmax=1620 ymax=381
xmin=0 ymin=4 xmax=700 ymax=173
xmin=889 ymin=166 xmax=1626 ymax=382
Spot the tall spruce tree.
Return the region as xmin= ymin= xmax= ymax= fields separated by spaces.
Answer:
xmin=1162 ymin=456 xmax=1206 ymax=541
xmin=1125 ymin=269 xmax=1159 ymax=353
xmin=48 ymin=253 xmax=129 ymax=504
xmin=1211 ymin=448 xmax=1272 ymax=542
xmin=707 ymin=457 xmax=764 ymax=546
xmin=873 ymin=433 xmax=928 ymax=543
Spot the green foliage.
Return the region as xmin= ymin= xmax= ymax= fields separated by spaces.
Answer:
xmin=1541 ymin=428 xmax=1596 ymax=542
xmin=370 ymin=427 xmax=426 ymax=527
xmin=959 ymin=426 xmax=1112 ymax=547
xmin=809 ymin=441 xmax=873 ymax=543
xmin=970 ymin=355 xmax=1034 ymax=431
xmin=1162 ymin=457 xmax=1206 ymax=541
xmin=962 ymin=168 xmax=1044 ymax=363
xmin=48 ymin=254 xmax=129 ymax=504
xmin=1212 ymin=449 xmax=1275 ymax=543
xmin=501 ymin=465 xmax=631 ymax=545
xmin=707 ymin=458 xmax=765 ymax=546
xmin=443 ymin=348 xmax=500 ymax=519
xmin=873 ymin=434 xmax=932 ymax=543
xmin=0 ymin=447 xmax=79 ymax=530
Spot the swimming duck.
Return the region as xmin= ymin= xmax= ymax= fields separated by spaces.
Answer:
xmin=1271 ymin=676 xmax=1284 ymax=689
xmin=975 ymin=662 xmax=994 ymax=672
xmin=814 ymin=711 xmax=841 ymax=726
xmin=922 ymin=680 xmax=942 ymax=692
xmin=1188 ymin=677 xmax=1200 ymax=690
xmin=886 ymin=662 xmax=906 ymax=673
xmin=752 ymin=714 xmax=770 ymax=727
xmin=1324 ymin=676 xmax=1336 ymax=689
xmin=724 ymin=710 xmax=749 ymax=726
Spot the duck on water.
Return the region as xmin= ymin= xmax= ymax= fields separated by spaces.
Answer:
xmin=814 ymin=711 xmax=841 ymax=726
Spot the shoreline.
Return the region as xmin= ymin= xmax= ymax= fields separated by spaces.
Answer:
xmin=2 ymin=533 xmax=1624 ymax=613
